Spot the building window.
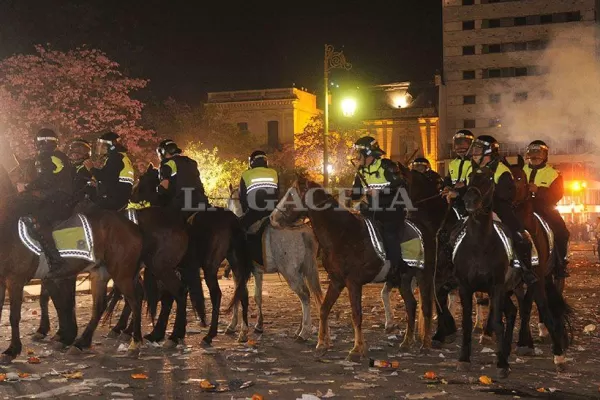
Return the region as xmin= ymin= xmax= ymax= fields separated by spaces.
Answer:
xmin=488 ymin=19 xmax=501 ymax=28
xmin=463 ymin=70 xmax=476 ymax=80
xmin=567 ymin=11 xmax=581 ymax=22
xmin=462 ymin=45 xmax=475 ymax=55
xmin=489 ymin=93 xmax=501 ymax=104
xmin=514 ymin=16 xmax=527 ymax=26
xmin=462 ymin=20 xmax=475 ymax=30
xmin=483 ymin=68 xmax=502 ymax=78
xmin=540 ymin=14 xmax=553 ymax=24
xmin=464 ymin=119 xmax=476 ymax=129
xmin=237 ymin=122 xmax=248 ymax=132
xmin=514 ymin=92 xmax=528 ymax=102
xmin=463 ymin=95 xmax=476 ymax=105
xmin=488 ymin=44 xmax=502 ymax=53
xmin=515 ymin=67 xmax=528 ymax=77
xmin=514 ymin=42 xmax=527 ymax=51
xmin=462 ymin=0 xmax=474 ymax=4
xmin=267 ymin=120 xmax=279 ymax=149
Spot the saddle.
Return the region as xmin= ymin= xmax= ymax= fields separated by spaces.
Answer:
xmin=363 ymin=217 xmax=426 ymax=283
xmin=18 ymin=213 xmax=96 ymax=278
xmin=124 ymin=201 xmax=152 ymax=225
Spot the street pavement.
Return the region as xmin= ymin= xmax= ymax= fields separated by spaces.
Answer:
xmin=1 ymin=245 xmax=600 ymax=399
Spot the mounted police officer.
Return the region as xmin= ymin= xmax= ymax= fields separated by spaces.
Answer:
xmin=82 ymin=132 xmax=133 ymax=211
xmin=67 ymin=138 xmax=94 ymax=203
xmin=442 ymin=130 xmax=474 ymax=218
xmin=467 ymin=135 xmax=538 ymax=284
xmin=19 ymin=128 xmax=74 ymax=272
xmin=351 ymin=136 xmax=409 ymax=279
xmin=411 ymin=157 xmax=444 ymax=191
xmin=239 ymin=150 xmax=279 ymax=231
xmin=524 ymin=140 xmax=570 ymax=278
xmin=157 ymin=139 xmax=209 ymax=220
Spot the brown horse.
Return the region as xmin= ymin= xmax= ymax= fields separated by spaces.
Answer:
xmin=271 ymin=176 xmax=406 ymax=360
xmin=2 ymin=160 xmax=144 ymax=362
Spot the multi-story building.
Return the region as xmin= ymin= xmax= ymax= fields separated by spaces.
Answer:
xmin=441 ymin=0 xmax=600 ymax=221
xmin=206 ymin=87 xmax=319 ymax=151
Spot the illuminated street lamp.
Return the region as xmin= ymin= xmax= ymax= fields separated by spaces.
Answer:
xmin=341 ymin=98 xmax=357 ymax=117
xmin=326 ymin=163 xmax=334 ymax=174
xmin=323 ymin=44 xmax=352 ymax=188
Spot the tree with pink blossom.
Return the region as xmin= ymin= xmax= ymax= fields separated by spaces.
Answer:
xmin=0 ymin=45 xmax=154 ymax=165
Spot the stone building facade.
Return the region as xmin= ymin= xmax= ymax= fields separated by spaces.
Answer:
xmin=206 ymin=88 xmax=319 ymax=150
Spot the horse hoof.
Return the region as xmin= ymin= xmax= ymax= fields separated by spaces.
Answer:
xmin=52 ymin=341 xmax=67 ymax=351
xmin=346 ymin=352 xmax=363 ymax=363
xmin=496 ymin=367 xmax=510 ymax=379
xmin=314 ymin=346 xmax=328 ymax=359
xmin=295 ymin=334 xmax=309 ymax=343
xmin=67 ymin=346 xmax=83 ymax=356
xmin=0 ymin=354 xmax=14 ymax=364
xmin=479 ymin=334 xmax=494 ymax=345
xmin=50 ymin=334 xmax=61 ymax=342
xmin=254 ymin=327 xmax=264 ymax=334
xmin=224 ymin=327 xmax=236 ymax=336
xmin=199 ymin=320 xmax=208 ymax=328
xmin=456 ymin=361 xmax=471 ymax=372
xmin=118 ymin=333 xmax=132 ymax=342
xmin=237 ymin=333 xmax=248 ymax=343
xmin=472 ymin=326 xmax=483 ymax=334
xmin=107 ymin=330 xmax=120 ymax=339
xmin=201 ymin=336 xmax=213 ymax=347
xmin=162 ymin=339 xmax=178 ymax=350
xmin=31 ymin=332 xmax=47 ymax=342
xmin=444 ymin=333 xmax=457 ymax=344
xmin=384 ymin=324 xmax=399 ymax=334
xmin=127 ymin=348 xmax=140 ymax=358
xmin=419 ymin=346 xmax=430 ymax=355
xmin=556 ymin=363 xmax=567 ymax=373
xmin=535 ymin=336 xmax=550 ymax=345
xmin=515 ymin=346 xmax=535 ymax=357
xmin=399 ymin=342 xmax=412 ymax=351
xmin=431 ymin=340 xmax=443 ymax=349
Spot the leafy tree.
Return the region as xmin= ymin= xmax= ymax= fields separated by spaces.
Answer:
xmin=0 ymin=45 xmax=153 ymax=163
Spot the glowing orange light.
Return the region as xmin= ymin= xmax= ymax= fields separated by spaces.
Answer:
xmin=571 ymin=181 xmax=587 ymax=192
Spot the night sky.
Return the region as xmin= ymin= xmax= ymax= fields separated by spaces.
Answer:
xmin=0 ymin=0 xmax=442 ymax=104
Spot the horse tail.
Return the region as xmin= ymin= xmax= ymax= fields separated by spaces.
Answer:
xmin=101 ymin=284 xmax=122 ymax=326
xmin=302 ymin=232 xmax=323 ymax=307
xmin=544 ymin=277 xmax=573 ymax=349
xmin=143 ymin=269 xmax=160 ymax=323
xmin=225 ymin=219 xmax=252 ymax=313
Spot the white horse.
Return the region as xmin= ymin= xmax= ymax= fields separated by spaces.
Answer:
xmin=226 ymin=185 xmax=323 ymax=340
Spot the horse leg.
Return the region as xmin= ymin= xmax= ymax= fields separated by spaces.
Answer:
xmin=43 ymin=277 xmax=78 ymax=348
xmin=109 ymin=303 xmax=131 ymax=338
xmin=315 ymin=279 xmax=344 ymax=358
xmin=535 ymin=280 xmax=569 ymax=372
xmin=253 ymin=268 xmax=264 ymax=334
xmin=418 ymin=272 xmax=434 ymax=352
xmin=144 ymin=293 xmax=174 ymax=343
xmin=473 ymin=292 xmax=485 ymax=333
xmin=501 ymin=293 xmax=517 ymax=379
xmin=456 ymin=286 xmax=473 ymax=371
xmin=279 ymin=267 xmax=311 ymax=341
xmin=159 ymin=272 xmax=188 ymax=348
xmin=71 ymin=269 xmax=109 ymax=351
xmin=432 ymin=284 xmax=457 ymax=347
xmin=381 ymin=282 xmax=398 ymax=333
xmin=225 ymin=301 xmax=239 ymax=335
xmin=114 ymin=275 xmax=143 ymax=357
xmin=182 ymin=263 xmax=207 ymax=328
xmin=34 ymin=281 xmax=51 ymax=340
xmin=516 ymin=288 xmax=535 ymax=356
xmin=490 ymin=288 xmax=509 ymax=379
xmin=1 ymin=280 xmax=24 ymax=363
xmin=122 ymin=278 xmax=144 ymax=340
xmin=399 ymin=276 xmax=417 ymax=350
xmin=479 ymin=299 xmax=494 ymax=345
xmin=346 ymin=281 xmax=365 ymax=361
xmin=202 ymin=269 xmax=222 ymax=346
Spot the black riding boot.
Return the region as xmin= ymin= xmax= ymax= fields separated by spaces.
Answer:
xmin=514 ymin=231 xmax=538 ymax=285
xmin=382 ymin=224 xmax=408 ymax=286
xmin=554 ymin=239 xmax=570 ymax=278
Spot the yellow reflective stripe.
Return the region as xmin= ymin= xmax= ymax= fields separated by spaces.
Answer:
xmin=361 ymin=159 xmax=390 ymax=188
xmin=494 ymin=162 xmax=513 ymax=184
xmin=524 ymin=164 xmax=559 ymax=187
xmin=118 ymin=153 xmax=135 ymax=185
xmin=165 ymin=159 xmax=177 ymax=176
xmin=50 ymin=156 xmax=64 ymax=174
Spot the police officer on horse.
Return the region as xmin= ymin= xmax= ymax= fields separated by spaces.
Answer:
xmin=239 ymin=150 xmax=279 ymax=231
xmin=157 ymin=139 xmax=210 ymax=220
xmin=411 ymin=157 xmax=444 ymax=191
xmin=524 ymin=140 xmax=570 ymax=278
xmin=67 ymin=138 xmax=94 ymax=203
xmin=351 ymin=136 xmax=409 ymax=280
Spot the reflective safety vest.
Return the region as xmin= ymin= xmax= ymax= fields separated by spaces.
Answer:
xmin=242 ymin=167 xmax=278 ymax=193
xmin=493 ymin=162 xmax=513 ymax=184
xmin=359 ymin=159 xmax=390 ymax=189
xmin=163 ymin=159 xmax=177 ymax=177
xmin=523 ymin=164 xmax=559 ymax=187
xmin=118 ymin=152 xmax=134 ymax=185
xmin=448 ymin=158 xmax=472 ymax=185
xmin=50 ymin=156 xmax=64 ymax=174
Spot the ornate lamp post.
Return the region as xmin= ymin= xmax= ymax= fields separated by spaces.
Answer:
xmin=323 ymin=44 xmax=351 ymax=188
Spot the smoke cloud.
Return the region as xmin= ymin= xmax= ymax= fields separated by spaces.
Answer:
xmin=492 ymin=25 xmax=599 ymax=159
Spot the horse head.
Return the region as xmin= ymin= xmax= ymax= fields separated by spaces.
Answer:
xmin=509 ymin=155 xmax=529 ymax=205
xmin=227 ymin=184 xmax=243 ymax=217
xmin=270 ymin=174 xmax=322 ymax=228
xmin=405 ymin=169 xmax=441 ymax=206
xmin=463 ymin=163 xmax=495 ymax=214
xmin=131 ymin=163 xmax=160 ymax=204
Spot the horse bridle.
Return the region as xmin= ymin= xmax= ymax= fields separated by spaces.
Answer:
xmin=467 ymin=177 xmax=495 ymax=213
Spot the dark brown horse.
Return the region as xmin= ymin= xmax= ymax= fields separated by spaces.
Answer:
xmin=452 ymin=163 xmax=518 ymax=378
xmin=2 ymin=160 xmax=144 ymax=362
xmin=271 ymin=177 xmax=407 ymax=360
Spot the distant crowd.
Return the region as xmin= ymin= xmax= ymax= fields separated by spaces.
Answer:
xmin=567 ymin=218 xmax=600 ymax=242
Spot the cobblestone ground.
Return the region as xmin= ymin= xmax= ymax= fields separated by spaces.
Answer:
xmin=1 ymin=244 xmax=599 ymax=399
